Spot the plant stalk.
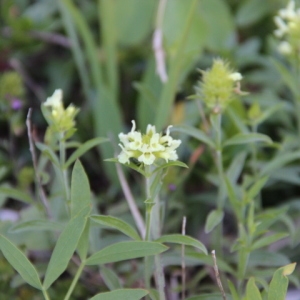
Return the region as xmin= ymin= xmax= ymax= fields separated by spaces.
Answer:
xmin=59 ymin=132 xmax=70 ymax=203
xmin=144 ymin=166 xmax=166 ymax=299
xmin=64 ymin=260 xmax=85 ymax=300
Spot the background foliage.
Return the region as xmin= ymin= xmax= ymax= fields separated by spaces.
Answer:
xmin=0 ymin=0 xmax=300 ymax=299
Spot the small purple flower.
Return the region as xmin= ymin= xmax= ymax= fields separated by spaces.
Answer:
xmin=10 ymin=98 xmax=23 ymax=110
xmin=168 ymin=184 xmax=176 ymax=191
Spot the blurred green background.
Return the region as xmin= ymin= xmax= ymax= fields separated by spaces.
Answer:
xmin=1 ymin=0 xmax=300 ymax=299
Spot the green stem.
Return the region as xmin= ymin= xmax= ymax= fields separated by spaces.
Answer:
xmin=215 ymin=113 xmax=225 ymax=210
xmin=42 ymin=289 xmax=51 ymax=300
xmin=213 ymin=113 xmax=225 ymax=257
xmin=250 ymin=123 xmax=262 ymax=209
xmin=144 ymin=167 xmax=166 ymax=300
xmin=64 ymin=261 xmax=85 ymax=300
xmin=59 ymin=132 xmax=70 ymax=203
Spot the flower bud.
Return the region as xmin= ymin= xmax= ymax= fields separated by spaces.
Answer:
xmin=197 ymin=59 xmax=242 ymax=113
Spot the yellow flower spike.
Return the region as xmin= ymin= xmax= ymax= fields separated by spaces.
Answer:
xmin=118 ymin=121 xmax=181 ymax=166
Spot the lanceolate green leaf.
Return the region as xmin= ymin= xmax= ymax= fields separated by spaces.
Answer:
xmin=105 ymin=158 xmax=147 ymax=177
xmin=156 ymin=234 xmax=207 ymax=255
xmin=77 ymin=219 xmax=90 ymax=261
xmin=65 ymin=137 xmax=109 ymax=168
xmin=71 ymin=160 xmax=91 ymax=218
xmin=246 ymin=176 xmax=269 ymax=201
xmin=43 ymin=206 xmax=90 ymax=289
xmin=100 ymin=266 xmax=122 ymax=290
xmin=0 ymin=187 xmax=33 ymax=204
xmin=89 ymin=288 xmax=149 ymax=300
xmin=10 ymin=220 xmax=64 ymax=233
xmin=204 ymin=209 xmax=224 ymax=233
xmin=223 ymin=133 xmax=272 ymax=147
xmin=251 ymin=233 xmax=289 ymax=251
xmin=260 ymin=151 xmax=300 ymax=176
xmin=246 ymin=277 xmax=262 ymax=300
xmin=151 ymin=161 xmax=188 ymax=175
xmin=0 ymin=235 xmax=42 ymax=290
xmin=86 ymin=241 xmax=168 ymax=265
xmin=268 ymin=263 xmax=296 ymax=300
xmin=171 ymin=125 xmax=215 ymax=148
xmin=90 ymin=215 xmax=141 ymax=240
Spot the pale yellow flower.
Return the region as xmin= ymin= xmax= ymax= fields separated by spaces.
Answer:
xmin=118 ymin=121 xmax=181 ymax=166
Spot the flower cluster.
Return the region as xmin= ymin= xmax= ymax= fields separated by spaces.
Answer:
xmin=274 ymin=1 xmax=300 ymax=55
xmin=197 ymin=59 xmax=243 ymax=113
xmin=43 ymin=89 xmax=78 ymax=134
xmin=118 ymin=121 xmax=181 ymax=166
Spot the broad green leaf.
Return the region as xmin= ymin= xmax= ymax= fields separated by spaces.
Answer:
xmin=223 ymin=133 xmax=272 ymax=147
xmin=86 ymin=241 xmax=168 ymax=265
xmin=236 ymin=0 xmax=270 ymax=27
xmin=268 ymin=263 xmax=296 ymax=300
xmin=10 ymin=220 xmax=64 ymax=233
xmin=149 ymin=289 xmax=160 ymax=300
xmin=204 ymin=209 xmax=224 ymax=233
xmin=0 ymin=187 xmax=33 ymax=204
xmin=35 ymin=142 xmax=60 ymax=167
xmin=199 ymin=0 xmax=234 ymax=51
xmin=171 ymin=125 xmax=215 ymax=148
xmin=246 ymin=277 xmax=262 ymax=300
xmin=114 ymin=0 xmax=156 ymax=46
xmin=0 ymin=235 xmax=42 ymax=290
xmin=156 ymin=234 xmax=207 ymax=255
xmin=89 ymin=288 xmax=149 ymax=300
xmin=43 ymin=206 xmax=90 ymax=289
xmin=101 ymin=266 xmax=122 ymax=290
xmin=246 ymin=176 xmax=268 ymax=201
xmin=65 ymin=137 xmax=108 ymax=168
xmin=90 ymin=215 xmax=141 ymax=241
xmin=71 ymin=160 xmax=91 ymax=218
xmin=260 ymin=151 xmax=300 ymax=176
xmin=251 ymin=233 xmax=289 ymax=251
